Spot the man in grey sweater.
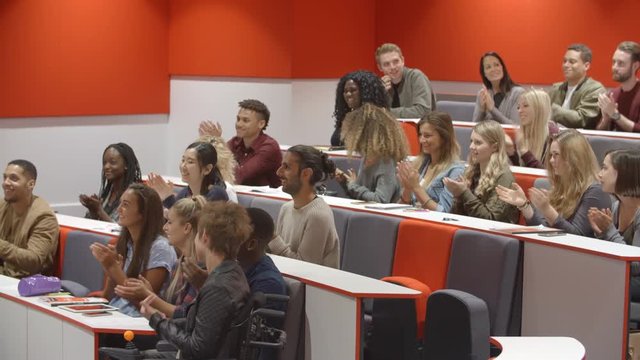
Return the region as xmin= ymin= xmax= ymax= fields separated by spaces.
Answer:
xmin=376 ymin=43 xmax=436 ymax=119
xmin=268 ymin=145 xmax=340 ymax=268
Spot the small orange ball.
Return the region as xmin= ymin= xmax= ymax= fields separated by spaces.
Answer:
xmin=123 ymin=330 xmax=134 ymax=342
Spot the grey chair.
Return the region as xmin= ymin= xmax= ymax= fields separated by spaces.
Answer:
xmin=341 ymin=212 xmax=402 ymax=281
xmin=278 ymin=277 xmax=305 ymax=360
xmin=251 ymin=197 xmax=286 ymax=223
xmin=446 ymin=229 xmax=521 ymax=336
xmin=331 ymin=207 xmax=352 ymax=267
xmin=533 ymin=177 xmax=551 ymax=190
xmin=423 ymin=289 xmax=490 ymax=360
xmin=587 ymin=135 xmax=640 ymax=164
xmin=237 ymin=193 xmax=255 ymax=208
xmin=436 ymin=101 xmax=476 ymax=122
xmin=454 ymin=126 xmax=473 ymax=160
xmin=61 ymin=230 xmax=113 ymax=296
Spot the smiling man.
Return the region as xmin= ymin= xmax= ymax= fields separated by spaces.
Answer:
xmin=227 ymin=99 xmax=282 ymax=187
xmin=0 ymin=160 xmax=58 ymax=278
xmin=547 ymin=43 xmax=605 ymax=129
xmin=268 ymin=145 xmax=340 ymax=268
xmin=596 ymin=41 xmax=640 ymax=132
xmin=376 ymin=43 xmax=435 ymax=119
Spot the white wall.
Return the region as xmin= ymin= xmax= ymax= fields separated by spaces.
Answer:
xmin=0 ymin=114 xmax=168 ymax=216
xmin=0 ymin=77 xmax=481 ymax=215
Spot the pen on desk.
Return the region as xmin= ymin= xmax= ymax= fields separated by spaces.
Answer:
xmin=442 ymin=217 xmax=458 ymax=221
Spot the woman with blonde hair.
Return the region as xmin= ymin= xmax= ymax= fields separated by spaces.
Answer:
xmin=336 ymin=103 xmax=409 ymax=203
xmin=397 ymin=111 xmax=465 ymax=212
xmin=497 ymin=130 xmax=611 ymax=237
xmin=444 ymin=120 xmax=519 ymax=223
xmin=114 ymin=195 xmax=207 ymax=318
xmin=505 ymin=89 xmax=560 ymax=168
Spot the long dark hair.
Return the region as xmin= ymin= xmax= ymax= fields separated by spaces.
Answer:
xmin=333 ymin=70 xmax=388 ymax=130
xmin=479 ymin=51 xmax=517 ymax=94
xmin=99 ymin=143 xmax=142 ymax=203
xmin=116 ymin=184 xmax=165 ymax=278
xmin=186 ymin=141 xmax=226 ymax=194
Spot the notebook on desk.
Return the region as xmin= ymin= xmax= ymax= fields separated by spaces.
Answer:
xmin=364 ymin=203 xmax=413 ymax=210
xmin=492 ymin=226 xmax=565 ymax=235
xmin=40 ymin=296 xmax=109 ymax=306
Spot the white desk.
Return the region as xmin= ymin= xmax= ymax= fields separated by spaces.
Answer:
xmin=238 ymin=187 xmax=640 ymax=360
xmin=492 ymin=336 xmax=586 ymax=359
xmin=0 ymin=275 xmax=153 ymax=360
xmin=271 ymin=255 xmax=420 ymax=359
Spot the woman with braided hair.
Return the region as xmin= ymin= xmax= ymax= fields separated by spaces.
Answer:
xmin=80 ymin=142 xmax=142 ymax=222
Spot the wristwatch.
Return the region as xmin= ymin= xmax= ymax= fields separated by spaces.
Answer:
xmin=610 ymin=111 xmax=621 ymax=122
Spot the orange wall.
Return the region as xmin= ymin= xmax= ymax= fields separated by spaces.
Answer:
xmin=375 ymin=0 xmax=640 ymax=88
xmin=168 ymin=0 xmax=377 ymax=79
xmin=291 ymin=0 xmax=377 ymax=78
xmin=5 ymin=0 xmax=639 ymax=118
xmin=0 ymin=0 xmax=170 ymax=118
xmin=168 ymin=0 xmax=292 ymax=78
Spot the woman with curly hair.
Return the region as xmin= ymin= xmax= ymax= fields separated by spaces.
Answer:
xmin=336 ymin=103 xmax=408 ymax=203
xmin=445 ymin=120 xmax=519 ymax=223
xmin=331 ymin=70 xmax=389 ymax=146
xmin=497 ymin=130 xmax=611 ymax=236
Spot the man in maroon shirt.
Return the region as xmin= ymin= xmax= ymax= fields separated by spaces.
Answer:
xmin=597 ymin=41 xmax=640 ymax=132
xmin=199 ymin=99 xmax=282 ymax=187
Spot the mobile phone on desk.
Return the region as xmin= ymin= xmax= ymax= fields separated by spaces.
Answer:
xmin=538 ymin=231 xmax=566 ymax=237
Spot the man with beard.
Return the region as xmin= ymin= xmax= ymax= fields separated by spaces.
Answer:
xmin=548 ymin=43 xmax=606 ymax=129
xmin=267 ymin=145 xmax=340 ymax=268
xmin=0 ymin=160 xmax=58 ymax=277
xmin=596 ymin=41 xmax=640 ymax=132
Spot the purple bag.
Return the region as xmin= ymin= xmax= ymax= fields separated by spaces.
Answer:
xmin=18 ymin=274 xmax=61 ymax=296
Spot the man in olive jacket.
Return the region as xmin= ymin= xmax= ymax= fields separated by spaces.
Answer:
xmin=548 ymin=43 xmax=605 ymax=129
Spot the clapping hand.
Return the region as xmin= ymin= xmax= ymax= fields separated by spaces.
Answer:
xmin=496 ymin=183 xmax=527 ymax=207
xmin=90 ymin=242 xmax=121 ymax=269
xmin=140 ymin=293 xmax=164 ymax=320
xmin=588 ymin=207 xmax=613 ymax=236
xmin=335 ymin=168 xmax=356 ymax=185
xmin=597 ymin=92 xmax=617 ymax=118
xmin=181 ymin=257 xmax=208 ymax=290
xmin=79 ymin=194 xmax=102 ymax=214
xmin=528 ymin=187 xmax=551 ymax=211
xmin=147 ymin=172 xmax=174 ymax=200
xmin=114 ymin=275 xmax=153 ymax=302
xmin=443 ymin=176 xmax=468 ymax=197
xmin=198 ymin=120 xmax=223 ymax=138
xmin=396 ymin=161 xmax=420 ymax=190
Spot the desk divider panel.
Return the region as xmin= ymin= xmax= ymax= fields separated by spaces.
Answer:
xmin=332 ymin=207 xmax=352 ymax=268
xmin=54 ymin=226 xmax=75 ymax=278
xmin=341 ymin=212 xmax=402 ymax=281
xmin=250 ymin=196 xmax=287 ymax=223
xmin=399 ymin=121 xmax=420 ymax=156
xmin=237 ymin=193 xmax=256 ymax=208
xmin=392 ymin=219 xmax=456 ymax=292
xmin=587 ymin=135 xmax=640 ymax=164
